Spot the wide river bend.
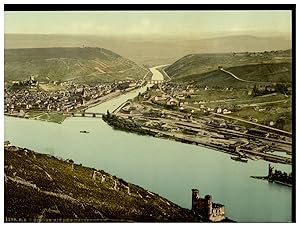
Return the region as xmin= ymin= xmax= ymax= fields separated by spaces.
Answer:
xmin=4 ymin=67 xmax=292 ymax=222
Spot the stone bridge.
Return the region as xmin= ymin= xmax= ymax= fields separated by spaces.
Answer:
xmin=147 ymin=80 xmax=164 ymax=84
xmin=70 ymin=112 xmax=105 ymax=118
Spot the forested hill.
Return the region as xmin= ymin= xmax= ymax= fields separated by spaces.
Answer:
xmin=4 ymin=47 xmax=148 ymax=84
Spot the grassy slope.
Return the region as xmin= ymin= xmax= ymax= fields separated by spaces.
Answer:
xmin=5 ymin=47 xmax=147 ymax=84
xmin=227 ymin=63 xmax=291 ymax=83
xmin=174 ymin=70 xmax=248 ymax=88
xmin=173 ymin=63 xmax=292 ymax=88
xmin=4 ymin=145 xmax=198 ymax=222
xmin=165 ymin=50 xmax=292 ymax=87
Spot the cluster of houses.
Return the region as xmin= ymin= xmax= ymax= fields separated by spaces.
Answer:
xmin=160 ymin=82 xmax=199 ymax=98
xmin=10 ymin=76 xmax=38 ymax=87
xmin=4 ymin=79 xmax=142 ymax=114
xmin=140 ymin=83 xmax=234 ymax=115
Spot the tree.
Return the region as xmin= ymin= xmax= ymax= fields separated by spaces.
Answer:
xmin=252 ymin=84 xmax=259 ymax=96
xmin=276 ymin=117 xmax=285 ymax=130
xmin=232 ymin=104 xmax=238 ymax=112
xmin=275 ymin=83 xmax=288 ymax=95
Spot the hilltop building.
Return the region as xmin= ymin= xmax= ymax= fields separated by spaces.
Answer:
xmin=191 ymin=189 xmax=225 ymax=222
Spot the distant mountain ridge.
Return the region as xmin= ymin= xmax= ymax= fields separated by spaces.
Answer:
xmin=5 ymin=34 xmax=292 ymax=66
xmin=4 ymin=47 xmax=148 ymax=84
xmin=5 ymin=47 xmax=121 ymax=61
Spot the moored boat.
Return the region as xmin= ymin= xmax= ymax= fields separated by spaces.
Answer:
xmin=80 ymin=130 xmax=89 ymax=133
xmin=230 ymin=156 xmax=248 ymax=163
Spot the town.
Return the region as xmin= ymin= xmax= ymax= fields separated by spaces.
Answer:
xmin=4 ymin=8 xmax=294 ymax=223
xmin=4 ymin=74 xmax=292 ymax=165
xmin=4 ymin=76 xmax=146 ymax=122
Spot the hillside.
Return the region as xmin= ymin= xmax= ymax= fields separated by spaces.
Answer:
xmin=5 ymin=34 xmax=292 ymax=66
xmin=173 ymin=62 xmax=292 ymax=88
xmin=4 ymin=144 xmax=199 ymax=222
xmin=4 ymin=47 xmax=148 ymax=84
xmin=165 ymin=50 xmax=292 ymax=82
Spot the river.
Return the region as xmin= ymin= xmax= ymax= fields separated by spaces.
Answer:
xmin=4 ymin=67 xmax=292 ymax=222
xmin=149 ymin=64 xmax=169 ymax=81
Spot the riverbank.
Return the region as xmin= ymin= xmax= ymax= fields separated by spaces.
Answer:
xmin=250 ymin=176 xmax=292 ymax=187
xmin=105 ymin=111 xmax=291 ymax=165
xmin=4 ymin=64 xmax=293 ymax=222
xmin=250 ymin=164 xmax=292 ymax=187
xmin=4 ymin=143 xmax=204 ymax=222
xmin=103 ymin=113 xmax=235 ymax=154
xmin=102 ymin=113 xmax=156 ymax=137
xmin=4 ymin=112 xmax=68 ymax=124
xmin=4 ymin=84 xmax=146 ymax=124
xmin=82 ymin=85 xmax=146 ymax=111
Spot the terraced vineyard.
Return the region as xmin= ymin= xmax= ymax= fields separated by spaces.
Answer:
xmin=5 ymin=47 xmax=148 ymax=84
xmin=5 ymin=145 xmax=198 ymax=222
xmin=165 ymin=50 xmax=292 ymax=87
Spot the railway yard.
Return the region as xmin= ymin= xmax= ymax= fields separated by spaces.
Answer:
xmin=110 ymin=85 xmax=292 ymax=165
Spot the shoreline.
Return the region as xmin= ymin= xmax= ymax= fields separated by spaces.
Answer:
xmin=102 ymin=114 xmax=237 ymax=157
xmin=102 ymin=114 xmax=292 ymax=165
xmin=4 ymin=143 xmax=206 ymax=222
xmin=250 ymin=176 xmax=292 ymax=187
xmin=4 ymin=85 xmax=146 ymax=124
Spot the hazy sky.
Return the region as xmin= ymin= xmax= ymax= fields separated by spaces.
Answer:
xmin=4 ymin=11 xmax=292 ymax=38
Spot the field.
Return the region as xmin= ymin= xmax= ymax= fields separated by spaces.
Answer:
xmin=186 ymin=89 xmax=292 ymax=132
xmin=26 ymin=111 xmax=68 ymax=124
xmin=161 ymin=50 xmax=293 ymax=132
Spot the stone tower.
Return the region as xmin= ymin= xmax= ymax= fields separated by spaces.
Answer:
xmin=205 ymin=194 xmax=213 ymax=218
xmin=191 ymin=188 xmax=225 ymax=222
xmin=268 ymin=164 xmax=274 ymax=177
xmin=192 ymin=189 xmax=200 ymax=211
xmin=82 ymin=86 xmax=86 ymax=98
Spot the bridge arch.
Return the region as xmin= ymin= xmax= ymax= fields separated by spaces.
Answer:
xmin=147 ymin=80 xmax=164 ymax=84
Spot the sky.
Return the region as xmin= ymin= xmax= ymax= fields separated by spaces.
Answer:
xmin=4 ymin=10 xmax=292 ymax=38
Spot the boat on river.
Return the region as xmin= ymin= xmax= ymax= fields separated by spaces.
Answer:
xmin=230 ymin=156 xmax=248 ymax=163
xmin=80 ymin=130 xmax=89 ymax=134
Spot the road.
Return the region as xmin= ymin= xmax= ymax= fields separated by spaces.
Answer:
xmin=142 ymin=71 xmax=150 ymax=80
xmin=211 ymin=112 xmax=292 ymax=136
xmin=179 ymin=101 xmax=291 ymax=136
xmin=220 ymin=68 xmax=291 ymax=85
xmin=220 ymin=68 xmax=251 ymax=83
xmin=241 ymin=99 xmax=289 ymax=107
